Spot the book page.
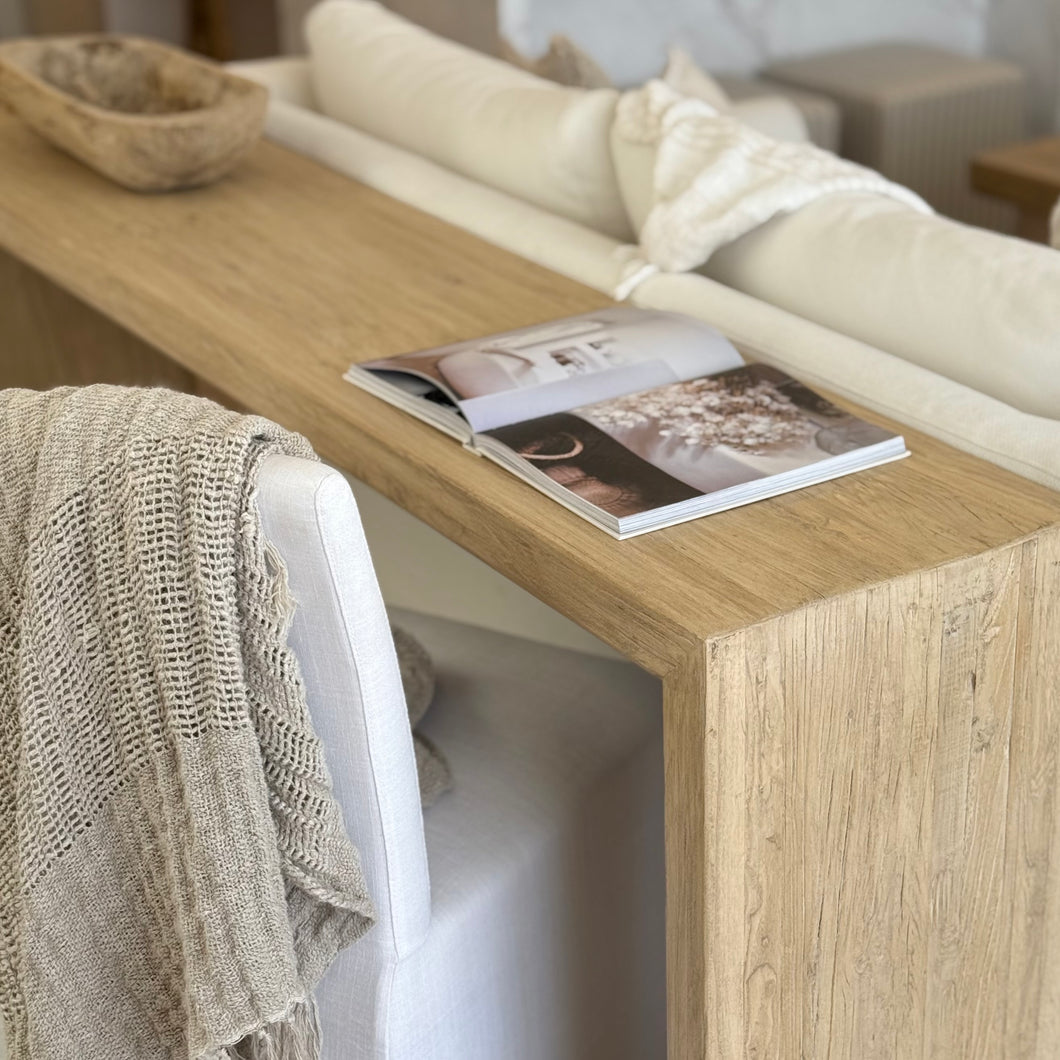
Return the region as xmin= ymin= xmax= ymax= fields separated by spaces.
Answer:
xmin=478 ymin=365 xmax=901 ymax=524
xmin=357 ymin=306 xmax=744 ymax=432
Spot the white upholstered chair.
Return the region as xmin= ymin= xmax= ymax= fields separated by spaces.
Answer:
xmin=254 ymin=454 xmax=666 ymax=1059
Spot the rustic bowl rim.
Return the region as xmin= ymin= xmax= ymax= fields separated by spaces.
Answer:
xmin=0 ymin=34 xmax=268 ymax=129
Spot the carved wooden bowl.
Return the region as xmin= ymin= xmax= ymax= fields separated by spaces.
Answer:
xmin=0 ymin=36 xmax=267 ymax=191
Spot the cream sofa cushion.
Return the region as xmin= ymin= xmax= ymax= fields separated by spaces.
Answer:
xmin=704 ymin=193 xmax=1060 ymax=421
xmin=260 ymin=97 xmax=629 ymax=294
xmin=306 ymin=0 xmax=632 ymax=241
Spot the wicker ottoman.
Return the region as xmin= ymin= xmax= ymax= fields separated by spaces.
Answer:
xmin=763 ymin=43 xmax=1026 ymax=231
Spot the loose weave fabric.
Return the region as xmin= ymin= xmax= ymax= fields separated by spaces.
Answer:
xmin=0 ymin=387 xmax=375 ymax=1059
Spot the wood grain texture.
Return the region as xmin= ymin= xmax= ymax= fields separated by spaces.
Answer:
xmin=2 ymin=110 xmax=1060 ymax=1060
xmin=1006 ymin=530 xmax=1060 ymax=1057
xmin=680 ymin=535 xmax=1060 ymax=1059
xmin=664 ymin=649 xmax=710 ymax=1058
xmin=972 ymin=136 xmax=1060 ymax=212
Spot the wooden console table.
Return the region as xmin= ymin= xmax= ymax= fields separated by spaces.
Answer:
xmin=2 ymin=113 xmax=1060 ymax=1059
xmin=971 ymin=135 xmax=1060 ymax=242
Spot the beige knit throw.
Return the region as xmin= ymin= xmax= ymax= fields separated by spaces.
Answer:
xmin=0 ymin=387 xmax=375 ymax=1059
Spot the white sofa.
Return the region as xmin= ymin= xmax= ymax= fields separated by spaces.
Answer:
xmin=290 ymin=0 xmax=1060 ymax=429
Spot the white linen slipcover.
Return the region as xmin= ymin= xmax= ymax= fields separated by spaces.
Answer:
xmin=255 ymin=456 xmax=666 ymax=1059
xmin=341 ymin=607 xmax=665 ymax=1060
xmin=256 ymin=456 xmax=431 ymax=961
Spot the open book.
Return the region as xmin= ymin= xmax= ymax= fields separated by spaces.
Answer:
xmin=345 ymin=307 xmax=908 ymax=539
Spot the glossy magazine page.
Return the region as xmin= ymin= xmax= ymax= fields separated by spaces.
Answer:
xmin=355 ymin=306 xmax=744 ymax=432
xmin=477 ymin=364 xmax=907 ymax=535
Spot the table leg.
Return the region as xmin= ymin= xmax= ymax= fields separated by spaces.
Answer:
xmin=664 ymin=533 xmax=1060 ymax=1058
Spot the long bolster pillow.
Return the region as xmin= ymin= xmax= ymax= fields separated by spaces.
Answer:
xmin=306 ymin=0 xmax=633 ymax=241
xmin=611 ymin=80 xmax=1060 ymax=422
xmin=704 ymin=193 xmax=1060 ymax=421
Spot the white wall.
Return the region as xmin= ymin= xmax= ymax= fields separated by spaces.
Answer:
xmin=988 ymin=0 xmax=1060 ymax=131
xmin=501 ymin=0 xmax=989 ymax=85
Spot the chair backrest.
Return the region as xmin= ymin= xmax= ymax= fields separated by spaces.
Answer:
xmin=255 ymin=454 xmax=431 ymax=959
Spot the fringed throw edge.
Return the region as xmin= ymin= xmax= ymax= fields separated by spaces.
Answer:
xmin=222 ymin=997 xmax=322 ymax=1060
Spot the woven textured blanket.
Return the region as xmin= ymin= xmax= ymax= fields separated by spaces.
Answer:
xmin=0 ymin=387 xmax=374 ymax=1059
